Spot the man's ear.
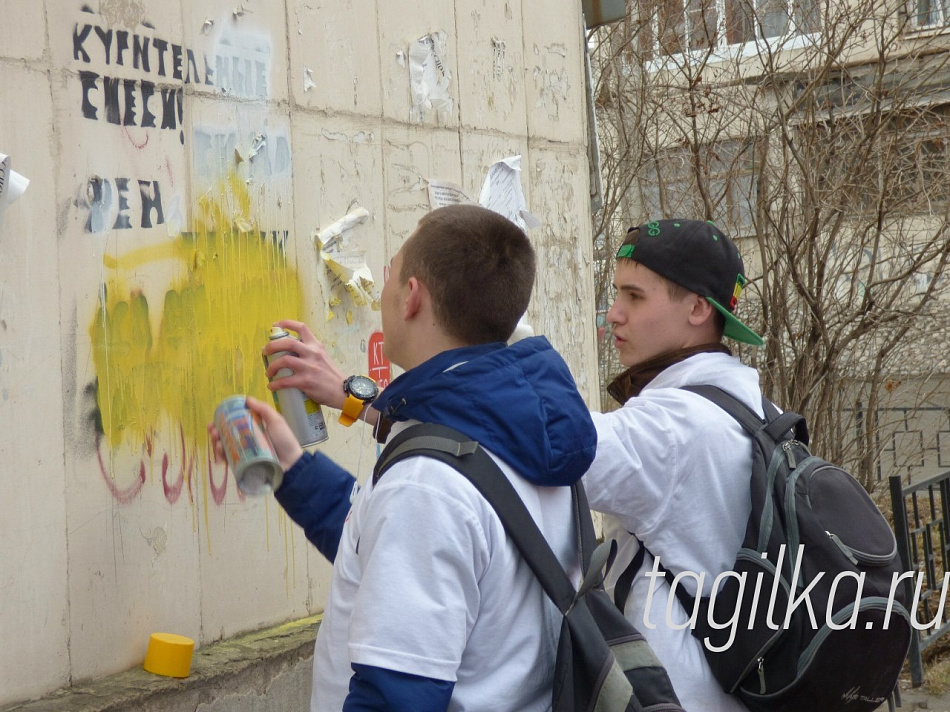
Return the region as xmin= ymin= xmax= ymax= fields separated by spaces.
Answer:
xmin=687 ymin=294 xmax=716 ymax=327
xmin=403 ymin=276 xmax=424 ymax=320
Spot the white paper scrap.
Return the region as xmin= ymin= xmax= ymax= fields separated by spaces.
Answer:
xmin=0 ymin=153 xmax=30 ymax=206
xmin=248 ymin=133 xmax=266 ymax=160
xmin=313 ymin=207 xmax=380 ymax=310
xmin=315 ymin=206 xmax=370 ymax=249
xmin=0 ymin=153 xmax=29 ymax=231
xmin=427 ymin=180 xmax=471 ymax=209
xmin=409 ymin=32 xmax=453 ymax=122
xmin=478 ymin=155 xmax=540 ymax=230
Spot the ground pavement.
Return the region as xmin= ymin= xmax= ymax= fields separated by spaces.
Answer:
xmin=878 ymin=682 xmax=950 ymax=711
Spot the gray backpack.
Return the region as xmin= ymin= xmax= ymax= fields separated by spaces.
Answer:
xmin=374 ymin=422 xmax=686 ymax=712
xmin=615 ymin=385 xmax=912 ymax=712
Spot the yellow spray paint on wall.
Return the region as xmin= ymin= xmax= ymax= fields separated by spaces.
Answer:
xmin=90 ymin=174 xmax=304 ymax=511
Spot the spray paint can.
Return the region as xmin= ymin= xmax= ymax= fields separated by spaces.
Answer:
xmin=264 ymin=327 xmax=329 ymax=446
xmin=213 ymin=395 xmax=283 ymax=496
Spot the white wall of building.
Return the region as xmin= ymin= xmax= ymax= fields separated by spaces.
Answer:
xmin=0 ymin=0 xmax=598 ymax=704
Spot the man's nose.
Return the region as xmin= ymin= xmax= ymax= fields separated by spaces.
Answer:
xmin=606 ymin=300 xmax=621 ymax=325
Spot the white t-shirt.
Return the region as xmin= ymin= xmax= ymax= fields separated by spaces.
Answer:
xmin=310 ymin=420 xmax=578 ymax=712
xmin=585 ymin=352 xmax=761 ymax=712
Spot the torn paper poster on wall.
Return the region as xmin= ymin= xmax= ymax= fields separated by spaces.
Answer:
xmin=314 ymin=206 xmax=381 ymax=311
xmin=479 ymin=155 xmax=540 ymax=231
xmin=0 ymin=153 xmax=30 ymax=231
xmin=409 ymin=32 xmax=453 ymax=123
xmin=428 ymin=180 xmax=471 ymax=209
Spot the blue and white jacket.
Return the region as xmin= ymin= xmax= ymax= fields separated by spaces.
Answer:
xmin=275 ymin=336 xmax=596 ymax=712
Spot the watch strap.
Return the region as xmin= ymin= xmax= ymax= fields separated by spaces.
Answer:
xmin=339 ymin=393 xmax=364 ymax=426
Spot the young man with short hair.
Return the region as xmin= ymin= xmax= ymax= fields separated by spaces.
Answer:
xmin=583 ymin=218 xmax=764 ymax=712
xmin=215 ymin=204 xmax=597 ymax=712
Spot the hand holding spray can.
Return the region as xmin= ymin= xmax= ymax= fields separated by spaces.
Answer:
xmin=213 ymin=396 xmax=283 ymax=496
xmin=263 ymin=327 xmax=329 ymax=446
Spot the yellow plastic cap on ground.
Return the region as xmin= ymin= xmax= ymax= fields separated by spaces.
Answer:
xmin=143 ymin=632 xmax=195 ymax=678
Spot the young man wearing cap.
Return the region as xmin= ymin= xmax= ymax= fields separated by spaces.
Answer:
xmin=259 ymin=215 xmax=762 ymax=710
xmin=582 ymin=218 xmax=764 ymax=712
xmin=212 ymin=204 xmax=597 ymax=712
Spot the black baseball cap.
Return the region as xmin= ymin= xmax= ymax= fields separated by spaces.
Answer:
xmin=615 ymin=219 xmax=764 ymax=346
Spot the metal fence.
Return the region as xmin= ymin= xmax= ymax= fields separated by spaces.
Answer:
xmin=851 ymin=404 xmax=950 ymax=484
xmin=890 ymin=471 xmax=950 ymax=686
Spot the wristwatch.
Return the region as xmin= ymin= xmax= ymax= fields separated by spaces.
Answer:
xmin=339 ymin=375 xmax=379 ymax=426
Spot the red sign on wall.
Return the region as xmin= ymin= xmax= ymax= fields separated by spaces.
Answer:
xmin=368 ymin=330 xmax=391 ymax=389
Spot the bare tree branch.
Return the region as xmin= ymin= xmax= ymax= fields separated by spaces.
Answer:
xmin=590 ymin=0 xmax=950 ymax=488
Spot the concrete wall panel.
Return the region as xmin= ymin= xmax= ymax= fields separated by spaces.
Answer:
xmin=182 ymin=0 xmax=291 ymax=103
xmin=64 ymin=483 xmax=203 ymax=682
xmin=456 ymin=1 xmax=528 ymax=134
xmin=290 ymin=112 xmax=386 ymax=479
xmin=522 ymin=0 xmax=587 ymax=145
xmin=377 ymin=4 xmax=459 ymax=126
xmin=526 ymin=144 xmax=598 ymax=405
xmin=382 ymin=125 xmax=463 ymax=249
xmin=459 ymin=132 xmax=530 ymax=203
xmin=290 ymin=114 xmax=385 ymax=353
xmin=0 ymin=0 xmax=47 ymax=61
xmin=53 ymin=49 xmax=193 ymax=683
xmin=0 ymin=0 xmax=595 ymax=705
xmin=198 ymin=499 xmax=314 ymax=644
xmin=287 ymin=0 xmax=383 ymax=115
xmin=0 ymin=63 xmax=70 ymax=704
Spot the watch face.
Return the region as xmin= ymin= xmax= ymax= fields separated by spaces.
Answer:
xmin=347 ymin=375 xmax=378 ymax=400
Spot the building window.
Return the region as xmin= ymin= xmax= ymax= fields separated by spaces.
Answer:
xmin=804 ymin=105 xmax=950 ymax=215
xmin=636 ymin=140 xmax=758 ymax=237
xmin=639 ymin=0 xmax=820 ymax=60
xmin=906 ymin=0 xmax=950 ymax=30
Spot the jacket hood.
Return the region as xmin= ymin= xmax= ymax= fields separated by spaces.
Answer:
xmin=372 ymin=336 xmax=596 ymax=487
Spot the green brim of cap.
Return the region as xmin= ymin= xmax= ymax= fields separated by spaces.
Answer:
xmin=708 ymin=298 xmax=764 ymax=347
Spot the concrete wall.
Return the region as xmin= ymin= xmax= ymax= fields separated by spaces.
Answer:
xmin=1 ymin=617 xmax=317 ymax=712
xmin=0 ymin=0 xmax=598 ymax=705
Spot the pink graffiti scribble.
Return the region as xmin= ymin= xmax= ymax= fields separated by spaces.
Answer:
xmin=185 ymin=443 xmax=196 ymax=504
xmin=123 ymin=126 xmax=149 ymax=150
xmin=162 ymin=451 xmax=181 ymax=503
xmin=165 ymin=157 xmax=175 ymax=187
xmin=96 ymin=430 xmax=146 ymax=505
xmin=99 ymin=423 xmax=247 ymax=507
xmin=206 ymin=446 xmax=247 ymax=504
xmin=161 ymin=426 xmax=194 ymax=504
xmin=208 ymin=452 xmax=228 ymax=505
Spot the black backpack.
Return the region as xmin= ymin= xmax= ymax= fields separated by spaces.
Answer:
xmin=374 ymin=422 xmax=687 ymax=712
xmin=614 ymin=385 xmax=912 ymax=712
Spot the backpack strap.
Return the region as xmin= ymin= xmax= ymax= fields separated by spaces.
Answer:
xmin=614 ymin=541 xmax=695 ymax=615
xmin=373 ymin=422 xmax=599 ymax=616
xmin=613 ymin=544 xmax=645 ymax=611
xmin=613 ymin=386 xmax=808 ymax=614
xmin=682 ymin=385 xmax=808 ymax=445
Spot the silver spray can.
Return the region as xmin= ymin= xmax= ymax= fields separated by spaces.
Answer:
xmin=214 ymin=395 xmax=284 ymax=496
xmin=264 ymin=327 xmax=329 ymax=446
